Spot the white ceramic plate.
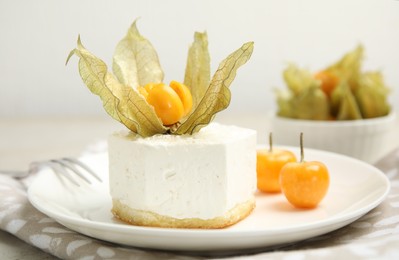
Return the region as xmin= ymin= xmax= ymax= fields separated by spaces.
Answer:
xmin=28 ymin=147 xmax=390 ymax=252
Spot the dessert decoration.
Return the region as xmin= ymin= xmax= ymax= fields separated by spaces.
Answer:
xmin=276 ymin=45 xmax=391 ymax=120
xmin=280 ymin=133 xmax=330 ymax=208
xmin=66 ymin=20 xmax=254 ymax=137
xmin=256 ymin=133 xmax=296 ymax=193
xmin=138 ymin=81 xmax=193 ymax=126
xmin=67 ymin=20 xmax=255 ymax=229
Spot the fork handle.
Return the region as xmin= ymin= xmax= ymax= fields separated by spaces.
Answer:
xmin=0 ymin=170 xmax=29 ymax=179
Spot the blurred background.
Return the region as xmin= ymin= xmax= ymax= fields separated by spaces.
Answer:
xmin=0 ymin=0 xmax=398 ymax=118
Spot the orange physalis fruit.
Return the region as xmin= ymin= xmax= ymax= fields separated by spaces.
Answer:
xmin=256 ymin=133 xmax=296 ymax=193
xmin=169 ymin=80 xmax=193 ymax=116
xmin=314 ymin=70 xmax=339 ymax=97
xmin=280 ymin=161 xmax=329 ymax=208
xmin=280 ymin=133 xmax=330 ymax=208
xmin=139 ymin=81 xmax=193 ymax=126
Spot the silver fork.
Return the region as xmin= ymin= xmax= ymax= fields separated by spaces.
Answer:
xmin=1 ymin=157 xmax=102 ymax=186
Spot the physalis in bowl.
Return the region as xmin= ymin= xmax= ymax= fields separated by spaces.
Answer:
xmin=276 ymin=45 xmax=391 ymax=120
xmin=66 ymin=20 xmax=253 ymax=137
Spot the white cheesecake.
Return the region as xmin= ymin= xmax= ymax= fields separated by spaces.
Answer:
xmin=108 ymin=123 xmax=257 ymax=229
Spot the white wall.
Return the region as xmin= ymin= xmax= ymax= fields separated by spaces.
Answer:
xmin=1 ymin=0 xmax=398 ymax=118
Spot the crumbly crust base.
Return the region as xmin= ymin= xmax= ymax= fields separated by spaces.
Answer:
xmin=111 ymin=198 xmax=255 ymax=229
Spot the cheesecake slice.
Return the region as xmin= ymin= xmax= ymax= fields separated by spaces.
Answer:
xmin=108 ymin=123 xmax=256 ymax=229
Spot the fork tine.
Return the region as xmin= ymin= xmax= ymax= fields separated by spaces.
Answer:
xmin=55 ymin=159 xmax=93 ymax=184
xmin=29 ymin=158 xmax=101 ymax=186
xmin=62 ymin=157 xmax=102 ymax=182
xmin=49 ymin=160 xmax=81 ymax=186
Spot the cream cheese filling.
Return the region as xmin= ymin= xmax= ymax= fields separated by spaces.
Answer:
xmin=108 ymin=123 xmax=256 ymax=219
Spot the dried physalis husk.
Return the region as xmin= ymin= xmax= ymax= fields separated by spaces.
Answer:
xmin=67 ymin=20 xmax=253 ymax=136
xmin=326 ymin=45 xmax=363 ymax=91
xmin=276 ymin=44 xmax=391 ymax=121
xmin=283 ymin=64 xmax=318 ymax=95
xmin=175 ymin=42 xmax=254 ymax=135
xmin=331 ymin=81 xmax=362 ymax=120
xmin=355 ymin=72 xmax=390 ymax=118
xmin=275 ymin=89 xmax=295 ymax=118
xmin=66 ymin=36 xmax=167 ymax=137
xmin=184 ymin=32 xmax=211 ymax=111
xmin=291 ymin=85 xmax=330 ymax=120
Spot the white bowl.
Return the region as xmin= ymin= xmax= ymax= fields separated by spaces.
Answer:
xmin=270 ymin=112 xmax=396 ymax=163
